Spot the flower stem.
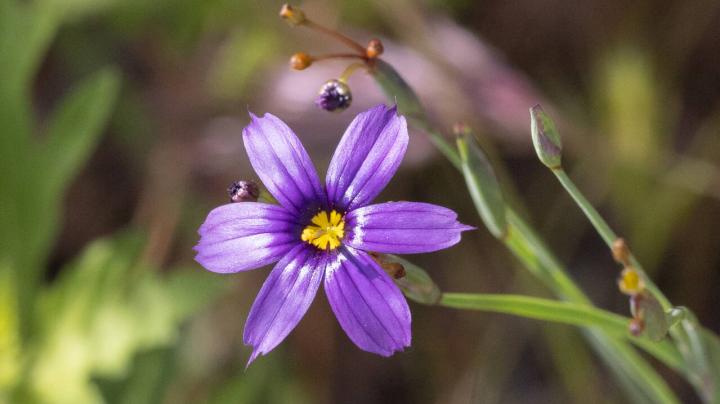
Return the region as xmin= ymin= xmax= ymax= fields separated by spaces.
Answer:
xmin=552 ymin=168 xmax=670 ymax=305
xmin=302 ymin=19 xmax=367 ymax=55
xmin=339 ymin=62 xmax=367 ymax=83
xmin=312 ymin=53 xmax=366 ymax=62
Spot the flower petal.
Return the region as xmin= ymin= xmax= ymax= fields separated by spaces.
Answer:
xmin=243 ymin=244 xmax=325 ymax=365
xmin=324 ymin=247 xmax=411 ymax=356
xmin=345 ymin=201 xmax=473 ymax=254
xmin=195 ymin=202 xmax=299 ymax=273
xmin=325 ymin=104 xmax=408 ymax=211
xmin=243 ymin=112 xmax=325 ymax=215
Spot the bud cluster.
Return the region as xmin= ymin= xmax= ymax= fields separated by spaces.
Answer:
xmin=611 ymin=238 xmax=669 ymax=339
xmin=280 ymin=4 xmax=386 ymax=112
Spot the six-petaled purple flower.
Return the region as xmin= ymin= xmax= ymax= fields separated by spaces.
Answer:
xmin=195 ymin=104 xmax=472 ymax=365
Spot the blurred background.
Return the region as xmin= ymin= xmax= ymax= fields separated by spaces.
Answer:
xmin=1 ymin=0 xmax=719 ymax=403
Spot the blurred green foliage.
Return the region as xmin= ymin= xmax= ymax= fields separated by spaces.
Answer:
xmin=0 ymin=1 xmax=227 ymax=402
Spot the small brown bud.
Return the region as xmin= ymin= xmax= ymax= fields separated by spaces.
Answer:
xmin=279 ymin=4 xmax=306 ymax=25
xmin=612 ymin=238 xmax=630 ymax=265
xmin=228 ymin=180 xmax=260 ymax=203
xmin=366 ymin=38 xmax=384 ymax=58
xmin=290 ymin=52 xmax=312 ymax=70
xmin=629 ymin=317 xmax=645 ymax=337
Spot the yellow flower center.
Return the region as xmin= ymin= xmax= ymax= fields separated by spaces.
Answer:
xmin=301 ymin=210 xmax=345 ymax=250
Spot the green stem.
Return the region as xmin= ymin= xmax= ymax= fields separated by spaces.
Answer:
xmin=552 ymin=169 xmax=616 ymax=245
xmin=553 ymin=169 xmax=672 ymax=307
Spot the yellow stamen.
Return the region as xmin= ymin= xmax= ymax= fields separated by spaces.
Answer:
xmin=301 ymin=210 xmax=345 ymax=250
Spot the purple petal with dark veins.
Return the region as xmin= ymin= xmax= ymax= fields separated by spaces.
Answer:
xmin=344 ymin=201 xmax=474 ymax=254
xmin=243 ymin=112 xmax=325 ymax=215
xmin=324 ymin=247 xmax=411 ymax=356
xmin=243 ymin=244 xmax=325 ymax=365
xmin=325 ymin=104 xmax=408 ymax=211
xmin=195 ymin=202 xmax=299 ymax=273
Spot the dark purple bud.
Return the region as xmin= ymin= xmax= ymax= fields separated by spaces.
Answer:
xmin=227 ymin=180 xmax=260 ymax=203
xmin=316 ymin=79 xmax=352 ymax=112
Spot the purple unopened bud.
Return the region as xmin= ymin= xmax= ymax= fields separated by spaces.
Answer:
xmin=227 ymin=180 xmax=260 ymax=203
xmin=316 ymin=79 xmax=352 ymax=112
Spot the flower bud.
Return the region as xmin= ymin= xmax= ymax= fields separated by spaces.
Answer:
xmin=279 ymin=4 xmax=306 ymax=25
xmin=227 ymin=180 xmax=260 ymax=203
xmin=618 ymin=266 xmax=644 ymax=295
xmin=315 ymin=79 xmax=352 ymax=112
xmin=612 ymin=238 xmax=630 ymax=265
xmin=366 ymin=38 xmax=384 ymax=58
xmin=290 ymin=52 xmax=313 ymax=70
xmin=456 ymin=125 xmax=507 ymax=238
xmin=529 ymin=104 xmax=562 ymax=169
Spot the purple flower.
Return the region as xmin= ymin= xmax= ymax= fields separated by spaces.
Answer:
xmin=195 ymin=104 xmax=472 ymax=365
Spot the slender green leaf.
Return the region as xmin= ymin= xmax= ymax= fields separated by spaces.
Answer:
xmin=440 ymin=293 xmax=682 ymax=368
xmin=42 ymin=68 xmax=121 ymax=196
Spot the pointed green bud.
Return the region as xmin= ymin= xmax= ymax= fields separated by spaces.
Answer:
xmin=384 ymin=254 xmax=442 ymax=305
xmin=530 ymin=104 xmax=563 ymax=169
xmin=455 ymin=124 xmax=507 ymax=238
